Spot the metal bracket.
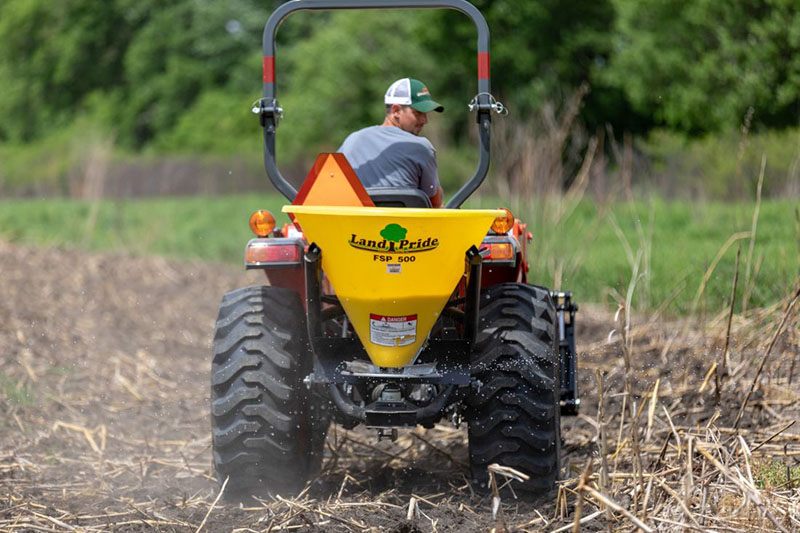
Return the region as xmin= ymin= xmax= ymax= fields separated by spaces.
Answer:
xmin=375 ymin=427 xmax=398 ymax=442
xmin=551 ymin=290 xmax=580 ymax=415
xmin=252 ymin=98 xmax=284 ymax=128
xmin=468 ymin=92 xmax=508 ymax=115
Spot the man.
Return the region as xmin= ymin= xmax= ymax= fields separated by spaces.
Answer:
xmin=338 ymin=78 xmax=445 ymax=207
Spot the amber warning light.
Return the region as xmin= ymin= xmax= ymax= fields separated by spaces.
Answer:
xmin=491 ymin=208 xmax=514 ymax=234
xmin=249 ymin=210 xmax=276 ymax=237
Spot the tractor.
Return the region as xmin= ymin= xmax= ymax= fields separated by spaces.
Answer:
xmin=210 ymin=0 xmax=579 ymax=499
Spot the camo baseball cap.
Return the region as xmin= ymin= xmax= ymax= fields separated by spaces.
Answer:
xmin=384 ymin=78 xmax=444 ymax=113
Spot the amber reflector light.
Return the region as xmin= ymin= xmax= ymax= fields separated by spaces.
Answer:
xmin=491 ymin=208 xmax=514 ymax=233
xmin=249 ymin=210 xmax=276 ymax=237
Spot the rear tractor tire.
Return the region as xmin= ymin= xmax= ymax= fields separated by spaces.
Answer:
xmin=467 ymin=283 xmax=561 ymax=494
xmin=210 ymin=286 xmax=327 ymax=500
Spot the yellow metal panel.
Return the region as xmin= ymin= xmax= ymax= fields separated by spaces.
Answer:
xmin=283 ymin=205 xmax=504 ymax=367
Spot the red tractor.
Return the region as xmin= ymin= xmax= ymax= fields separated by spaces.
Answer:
xmin=210 ymin=0 xmax=579 ymax=500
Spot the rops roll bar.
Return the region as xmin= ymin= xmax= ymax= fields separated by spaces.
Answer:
xmin=257 ymin=0 xmax=494 ymax=208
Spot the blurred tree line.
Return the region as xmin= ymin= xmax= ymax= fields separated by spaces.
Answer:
xmin=0 ymin=0 xmax=798 ymax=169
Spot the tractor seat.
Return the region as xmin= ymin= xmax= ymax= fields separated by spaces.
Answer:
xmin=366 ymin=187 xmax=432 ymax=208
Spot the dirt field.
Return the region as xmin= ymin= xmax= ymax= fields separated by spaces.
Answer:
xmin=1 ymin=241 xmax=798 ymax=532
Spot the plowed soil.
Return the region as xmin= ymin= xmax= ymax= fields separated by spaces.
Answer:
xmin=1 ymin=241 xmax=798 ymax=532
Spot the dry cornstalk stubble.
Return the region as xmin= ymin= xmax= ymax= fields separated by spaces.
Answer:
xmin=1 ymin=242 xmax=798 ymax=531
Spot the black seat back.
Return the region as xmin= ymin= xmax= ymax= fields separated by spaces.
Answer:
xmin=366 ymin=187 xmax=432 ymax=208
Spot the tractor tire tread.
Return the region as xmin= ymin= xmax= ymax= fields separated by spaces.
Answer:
xmin=211 ymin=286 xmax=326 ymax=499
xmin=467 ymin=283 xmax=561 ymax=494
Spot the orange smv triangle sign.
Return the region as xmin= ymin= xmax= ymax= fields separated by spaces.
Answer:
xmin=293 ymin=153 xmax=374 ymax=208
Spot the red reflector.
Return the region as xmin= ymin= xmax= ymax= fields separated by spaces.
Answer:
xmin=245 ymin=242 xmax=301 ymax=264
xmin=263 ymin=56 xmax=275 ymax=83
xmin=478 ymin=51 xmax=490 ymax=80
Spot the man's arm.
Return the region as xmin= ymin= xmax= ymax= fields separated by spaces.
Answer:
xmin=430 ymin=185 xmax=443 ymax=208
xmin=418 ymin=141 xmax=443 ymax=208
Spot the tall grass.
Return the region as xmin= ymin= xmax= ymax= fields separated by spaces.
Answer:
xmin=0 ymin=195 xmax=795 ymax=316
xmin=0 ymin=195 xmax=286 ymax=261
xmin=468 ymin=88 xmax=799 ymax=315
xmin=467 ymin=196 xmax=798 ymax=315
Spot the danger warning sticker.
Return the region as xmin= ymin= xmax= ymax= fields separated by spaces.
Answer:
xmin=369 ymin=313 xmax=417 ymax=347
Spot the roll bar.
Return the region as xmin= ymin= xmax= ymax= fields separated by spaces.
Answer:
xmin=257 ymin=0 xmax=493 ymax=208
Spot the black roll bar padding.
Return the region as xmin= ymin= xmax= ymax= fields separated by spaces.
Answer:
xmin=463 ymin=245 xmax=482 ymax=344
xmin=446 ymin=113 xmax=491 ymax=208
xmin=263 ymin=116 xmax=299 ymax=201
xmin=261 ymin=0 xmax=492 ymax=206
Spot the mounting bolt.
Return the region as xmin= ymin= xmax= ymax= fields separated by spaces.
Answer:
xmin=471 ymin=378 xmax=483 ymax=393
xmin=451 ymin=410 xmax=463 ymax=430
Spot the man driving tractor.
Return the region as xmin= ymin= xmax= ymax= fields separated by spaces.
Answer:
xmin=338 ymin=78 xmax=445 ymax=207
xmin=212 ymin=0 xmax=579 ymax=500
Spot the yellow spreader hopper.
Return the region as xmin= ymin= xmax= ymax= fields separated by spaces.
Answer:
xmin=283 ymin=205 xmax=505 ymax=367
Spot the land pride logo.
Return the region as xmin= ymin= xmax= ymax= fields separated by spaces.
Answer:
xmin=349 ymin=223 xmax=439 ymax=253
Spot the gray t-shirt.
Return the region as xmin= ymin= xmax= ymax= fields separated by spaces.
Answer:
xmin=337 ymin=125 xmax=440 ymax=199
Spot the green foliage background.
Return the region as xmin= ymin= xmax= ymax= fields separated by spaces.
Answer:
xmin=2 ymin=0 xmax=799 ymax=159
xmin=607 ymin=0 xmax=800 ymax=133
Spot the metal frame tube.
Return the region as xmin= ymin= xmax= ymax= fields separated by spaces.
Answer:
xmin=463 ymin=245 xmax=482 ymax=344
xmin=260 ymin=0 xmax=492 ymax=206
xmin=304 ymin=243 xmax=323 ymax=341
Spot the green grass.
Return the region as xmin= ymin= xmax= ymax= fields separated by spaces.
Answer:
xmin=0 ymin=195 xmax=287 ymax=262
xmin=0 ymin=372 xmax=34 ymax=406
xmin=754 ymin=459 xmax=800 ymax=489
xmin=0 ymin=195 xmax=796 ymax=314
xmin=470 ymin=196 xmax=799 ymax=313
